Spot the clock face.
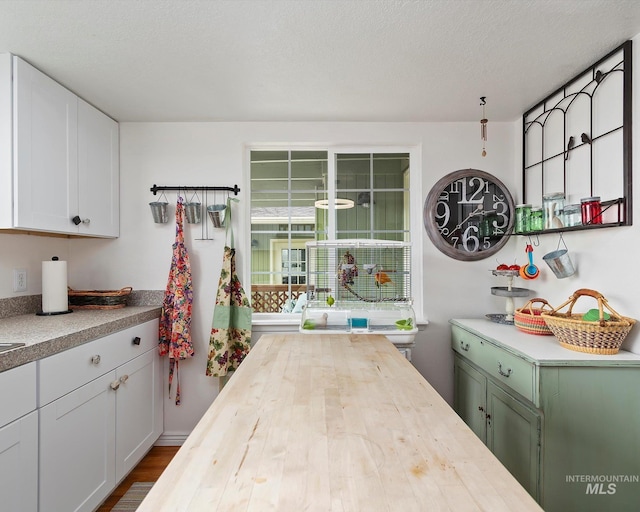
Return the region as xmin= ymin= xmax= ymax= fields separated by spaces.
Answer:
xmin=423 ymin=169 xmax=515 ymax=261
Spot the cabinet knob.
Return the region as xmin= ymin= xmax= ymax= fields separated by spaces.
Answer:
xmin=132 ymin=336 xmax=141 ymax=346
xmin=119 ymin=374 xmax=129 ymax=384
xmin=71 ymin=215 xmax=82 ymax=226
xmin=478 ymin=406 xmax=485 ymax=412
xmin=110 ymin=380 xmax=120 ymax=390
xmin=90 ymin=355 xmax=101 ymax=365
xmin=460 ymin=341 xmax=470 ymax=352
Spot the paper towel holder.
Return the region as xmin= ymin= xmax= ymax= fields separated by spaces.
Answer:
xmin=36 ymin=256 xmax=73 ymax=316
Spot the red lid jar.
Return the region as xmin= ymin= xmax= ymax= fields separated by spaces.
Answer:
xmin=581 ymin=196 xmax=602 ymax=225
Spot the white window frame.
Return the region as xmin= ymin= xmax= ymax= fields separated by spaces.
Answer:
xmin=243 ymin=144 xmax=424 ymax=323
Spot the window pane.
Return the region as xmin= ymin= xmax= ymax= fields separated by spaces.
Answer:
xmin=372 ymin=191 xmax=406 ymax=231
xmin=251 ymin=151 xmax=289 ymax=191
xmin=373 ymin=153 xmax=410 ymax=188
xmin=337 ymin=153 xmax=370 ymax=190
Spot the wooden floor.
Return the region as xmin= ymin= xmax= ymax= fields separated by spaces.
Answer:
xmin=96 ymin=446 xmax=180 ymax=512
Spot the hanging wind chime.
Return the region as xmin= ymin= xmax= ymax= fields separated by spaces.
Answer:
xmin=480 ymin=96 xmax=488 ymax=157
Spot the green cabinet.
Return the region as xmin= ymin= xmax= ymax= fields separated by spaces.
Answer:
xmin=454 ymin=355 xmax=541 ymax=500
xmin=451 ymin=319 xmax=640 ymax=512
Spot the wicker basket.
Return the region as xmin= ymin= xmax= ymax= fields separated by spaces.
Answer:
xmin=514 ymin=298 xmax=555 ymax=335
xmin=68 ymin=287 xmax=133 ymax=310
xmin=540 ymin=289 xmax=636 ymax=354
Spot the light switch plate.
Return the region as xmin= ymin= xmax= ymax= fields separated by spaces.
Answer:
xmin=13 ymin=269 xmax=27 ymax=292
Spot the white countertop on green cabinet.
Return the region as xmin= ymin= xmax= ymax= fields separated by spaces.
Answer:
xmin=450 ymin=318 xmax=640 ymax=366
xmin=451 ymin=318 xmax=640 ymax=512
xmin=0 ymin=306 xmax=161 ymax=372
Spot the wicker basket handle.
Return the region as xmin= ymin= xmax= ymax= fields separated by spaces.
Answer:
xmin=572 ymin=288 xmax=605 ymax=300
xmin=521 ymin=298 xmax=553 ymax=314
xmin=551 ymin=289 xmax=625 ymax=326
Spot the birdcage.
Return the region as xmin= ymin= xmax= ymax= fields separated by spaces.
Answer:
xmin=300 ymin=240 xmax=417 ymax=341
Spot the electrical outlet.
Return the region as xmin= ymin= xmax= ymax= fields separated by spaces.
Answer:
xmin=13 ymin=269 xmax=27 ymax=292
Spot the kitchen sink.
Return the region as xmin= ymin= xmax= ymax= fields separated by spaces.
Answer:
xmin=0 ymin=342 xmax=26 ymax=353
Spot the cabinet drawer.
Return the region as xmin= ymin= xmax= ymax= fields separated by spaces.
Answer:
xmin=480 ymin=341 xmax=535 ymax=403
xmin=39 ymin=319 xmax=159 ymax=406
xmin=452 ymin=325 xmax=536 ymax=403
xmin=452 ymin=325 xmax=486 ymax=359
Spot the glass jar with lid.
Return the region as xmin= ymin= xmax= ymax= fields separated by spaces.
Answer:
xmin=581 ymin=196 xmax=602 ymax=225
xmin=530 ymin=207 xmax=543 ymax=231
xmin=563 ymin=204 xmax=582 ymax=227
xmin=543 ymin=192 xmax=565 ymax=229
xmin=515 ymin=204 xmax=531 ymax=233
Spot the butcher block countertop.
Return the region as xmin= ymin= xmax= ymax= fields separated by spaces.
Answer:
xmin=139 ymin=333 xmax=542 ymax=512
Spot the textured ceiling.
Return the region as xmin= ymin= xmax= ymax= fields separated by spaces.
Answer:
xmin=0 ymin=0 xmax=639 ymax=122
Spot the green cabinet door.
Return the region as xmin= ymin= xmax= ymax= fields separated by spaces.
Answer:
xmin=454 ymin=355 xmax=487 ymax=442
xmin=486 ymin=380 xmax=541 ymax=501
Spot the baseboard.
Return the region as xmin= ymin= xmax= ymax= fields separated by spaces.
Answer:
xmin=154 ymin=432 xmax=189 ymax=446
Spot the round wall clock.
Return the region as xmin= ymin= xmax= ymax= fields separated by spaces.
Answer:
xmin=423 ymin=169 xmax=515 ymax=261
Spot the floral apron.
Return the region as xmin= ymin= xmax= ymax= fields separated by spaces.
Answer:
xmin=207 ymin=198 xmax=252 ymax=377
xmin=159 ymin=197 xmax=194 ymax=405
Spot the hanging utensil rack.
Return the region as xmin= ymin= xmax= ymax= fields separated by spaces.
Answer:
xmin=149 ymin=184 xmax=240 ymax=240
xmin=150 ymin=184 xmax=240 ymax=195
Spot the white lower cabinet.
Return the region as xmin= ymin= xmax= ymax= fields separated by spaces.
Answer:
xmin=0 ymin=411 xmax=38 ymax=512
xmin=39 ymin=372 xmax=116 ymax=512
xmin=0 ymin=362 xmax=38 ymax=512
xmin=115 ymin=349 xmax=163 ymax=481
xmin=38 ymin=319 xmax=162 ymax=512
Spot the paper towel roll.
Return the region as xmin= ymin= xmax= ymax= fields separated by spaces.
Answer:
xmin=42 ymin=257 xmax=68 ymax=313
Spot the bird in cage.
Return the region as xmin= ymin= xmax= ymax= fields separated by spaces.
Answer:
xmin=339 ymin=251 xmax=358 ymax=286
xmin=375 ymin=271 xmax=392 ymax=287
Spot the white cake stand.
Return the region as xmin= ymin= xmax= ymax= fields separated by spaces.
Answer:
xmin=488 ymin=270 xmax=531 ymax=324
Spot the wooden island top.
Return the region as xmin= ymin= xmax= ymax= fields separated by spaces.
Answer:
xmin=139 ymin=333 xmax=542 ymax=511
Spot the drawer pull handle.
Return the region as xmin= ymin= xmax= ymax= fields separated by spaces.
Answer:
xmin=119 ymin=374 xmax=129 ymax=384
xmin=460 ymin=341 xmax=470 ymax=352
xmin=478 ymin=406 xmax=485 ymax=412
xmin=110 ymin=380 xmax=120 ymax=390
xmin=90 ymin=355 xmax=101 ymax=365
xmin=132 ymin=336 xmax=141 ymax=346
xmin=497 ymin=362 xmax=512 ymax=378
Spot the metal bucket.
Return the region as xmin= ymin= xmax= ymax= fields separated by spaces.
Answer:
xmin=149 ymin=202 xmax=169 ymax=223
xmin=207 ymin=204 xmax=226 ymax=228
xmin=184 ymin=202 xmax=202 ymax=224
xmin=542 ymin=249 xmax=576 ymax=279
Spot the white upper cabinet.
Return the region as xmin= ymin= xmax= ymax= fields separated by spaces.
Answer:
xmin=78 ymin=98 xmax=119 ymax=237
xmin=13 ymin=57 xmax=79 ymax=233
xmin=0 ymin=54 xmax=119 ymax=237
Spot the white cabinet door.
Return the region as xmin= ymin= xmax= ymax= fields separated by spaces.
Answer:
xmin=13 ymin=56 xmax=79 ymax=233
xmin=115 ymin=349 xmax=163 ymax=481
xmin=39 ymin=371 xmax=116 ymax=512
xmin=0 ymin=411 xmax=38 ymax=512
xmin=78 ymin=98 xmax=119 ymax=237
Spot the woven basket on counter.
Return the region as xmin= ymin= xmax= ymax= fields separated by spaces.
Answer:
xmin=514 ymin=298 xmax=555 ymax=336
xmin=68 ymin=287 xmax=133 ymax=310
xmin=540 ymin=289 xmax=635 ymax=354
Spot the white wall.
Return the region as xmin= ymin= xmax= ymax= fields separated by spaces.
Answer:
xmin=61 ymin=120 xmax=517 ymax=436
xmin=1 ymin=33 xmax=639 ymax=439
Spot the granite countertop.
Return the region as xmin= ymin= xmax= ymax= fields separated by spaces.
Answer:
xmin=0 ymin=305 xmax=162 ymax=373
